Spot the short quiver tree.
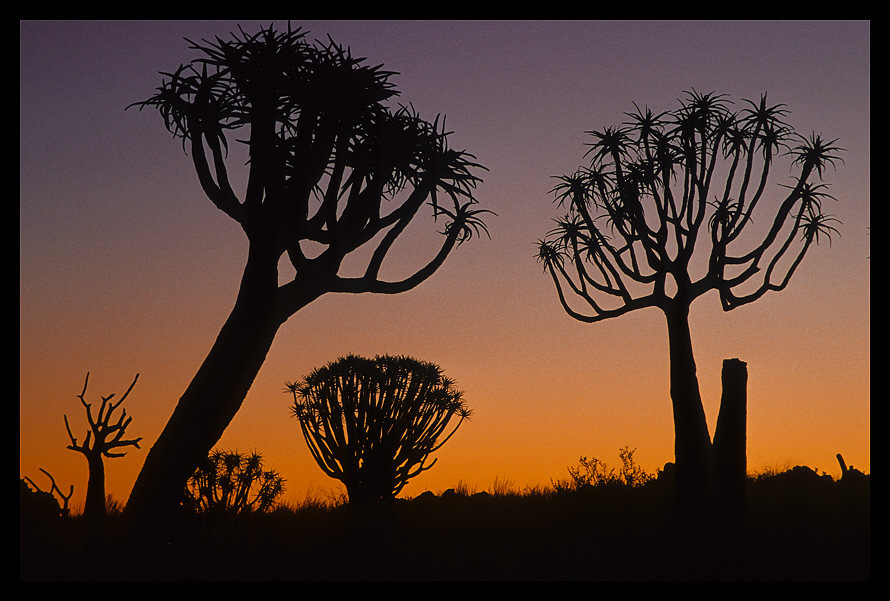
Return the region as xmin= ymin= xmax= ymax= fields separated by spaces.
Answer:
xmin=65 ymin=372 xmax=142 ymax=526
xmin=287 ymin=354 xmax=471 ymax=505
xmin=183 ymin=449 xmax=285 ymax=515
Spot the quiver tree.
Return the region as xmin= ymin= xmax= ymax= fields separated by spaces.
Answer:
xmin=65 ymin=372 xmax=142 ymax=526
xmin=124 ymin=24 xmax=489 ymax=527
xmin=287 ymin=354 xmax=471 ymax=505
xmin=183 ymin=449 xmax=285 ymax=515
xmin=536 ymin=90 xmax=842 ymax=499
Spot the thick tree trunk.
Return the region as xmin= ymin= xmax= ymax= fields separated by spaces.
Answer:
xmin=83 ymin=453 xmax=106 ymax=526
xmin=664 ymin=303 xmax=713 ymax=500
xmin=125 ymin=245 xmax=322 ymax=534
xmin=125 ymin=307 xmax=278 ymax=530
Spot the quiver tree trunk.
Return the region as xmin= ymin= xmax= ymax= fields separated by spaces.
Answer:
xmin=83 ymin=453 xmax=106 ymax=528
xmin=665 ymin=303 xmax=713 ymax=503
xmin=126 ymin=248 xmax=322 ymax=532
xmin=125 ymin=305 xmax=280 ymax=529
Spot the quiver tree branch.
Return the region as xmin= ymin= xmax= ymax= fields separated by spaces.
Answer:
xmin=129 ymin=27 xmax=491 ymax=324
xmin=538 ymin=90 xmax=842 ymax=323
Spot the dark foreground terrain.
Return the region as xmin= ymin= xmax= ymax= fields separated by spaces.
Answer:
xmin=21 ymin=467 xmax=869 ymax=581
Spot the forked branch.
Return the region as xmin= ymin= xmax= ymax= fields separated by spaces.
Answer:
xmin=539 ymin=90 xmax=842 ymax=322
xmin=65 ymin=372 xmax=143 ymax=459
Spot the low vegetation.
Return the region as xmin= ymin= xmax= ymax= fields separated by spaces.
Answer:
xmin=20 ymin=454 xmax=869 ymax=580
xmin=182 ymin=450 xmax=285 ymax=516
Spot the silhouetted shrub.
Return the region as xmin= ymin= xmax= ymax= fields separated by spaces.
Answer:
xmin=21 ymin=469 xmax=72 ymax=522
xmin=287 ymin=354 xmax=471 ymax=506
xmin=567 ymin=455 xmax=617 ymax=488
xmin=20 ymin=479 xmax=63 ymax=528
xmin=558 ymin=446 xmax=654 ymax=490
xmin=183 ymin=450 xmax=285 ymax=515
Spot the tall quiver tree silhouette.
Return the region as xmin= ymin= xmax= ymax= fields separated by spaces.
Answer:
xmin=537 ymin=90 xmax=842 ymax=505
xmin=288 ymin=355 xmax=471 ymax=507
xmin=125 ymin=25 xmax=489 ymax=529
xmin=65 ymin=372 xmax=142 ymax=529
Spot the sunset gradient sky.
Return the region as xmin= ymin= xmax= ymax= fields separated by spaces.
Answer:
xmin=20 ymin=20 xmax=869 ymax=512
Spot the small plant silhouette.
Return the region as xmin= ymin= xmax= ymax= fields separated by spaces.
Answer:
xmin=22 ymin=468 xmax=74 ymax=519
xmin=617 ymin=446 xmax=654 ymax=487
xmin=183 ymin=449 xmax=285 ymax=515
xmin=287 ymin=354 xmax=471 ymax=506
xmin=567 ymin=455 xmax=617 ymax=488
xmin=562 ymin=446 xmax=653 ymax=489
xmin=64 ymin=372 xmax=142 ymax=527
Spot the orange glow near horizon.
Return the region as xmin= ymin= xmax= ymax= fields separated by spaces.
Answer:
xmin=20 ymin=20 xmax=869 ymax=514
xmin=20 ymin=245 xmax=870 ymax=512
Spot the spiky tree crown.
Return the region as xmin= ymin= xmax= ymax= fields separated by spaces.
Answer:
xmin=287 ymin=354 xmax=470 ymax=502
xmin=537 ymin=89 xmax=843 ymax=319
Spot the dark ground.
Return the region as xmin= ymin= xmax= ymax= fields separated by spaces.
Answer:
xmin=20 ymin=467 xmax=869 ymax=581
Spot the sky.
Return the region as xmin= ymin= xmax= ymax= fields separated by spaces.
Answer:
xmin=20 ymin=20 xmax=869 ymax=512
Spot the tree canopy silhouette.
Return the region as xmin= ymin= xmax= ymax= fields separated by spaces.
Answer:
xmin=124 ymin=24 xmax=489 ymax=529
xmin=536 ymin=90 xmax=842 ymax=497
xmin=287 ymin=354 xmax=471 ymax=506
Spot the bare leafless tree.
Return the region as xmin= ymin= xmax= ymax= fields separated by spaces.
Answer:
xmin=65 ymin=372 xmax=142 ymax=526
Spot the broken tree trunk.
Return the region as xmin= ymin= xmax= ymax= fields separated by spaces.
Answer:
xmin=713 ymin=358 xmax=748 ymax=491
xmin=711 ymin=358 xmax=748 ymax=561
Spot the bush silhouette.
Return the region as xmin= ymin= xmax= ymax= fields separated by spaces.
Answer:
xmin=183 ymin=450 xmax=285 ymax=515
xmin=21 ymin=469 xmax=73 ymax=524
xmin=559 ymin=446 xmax=654 ymax=490
xmin=287 ymin=354 xmax=471 ymax=506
